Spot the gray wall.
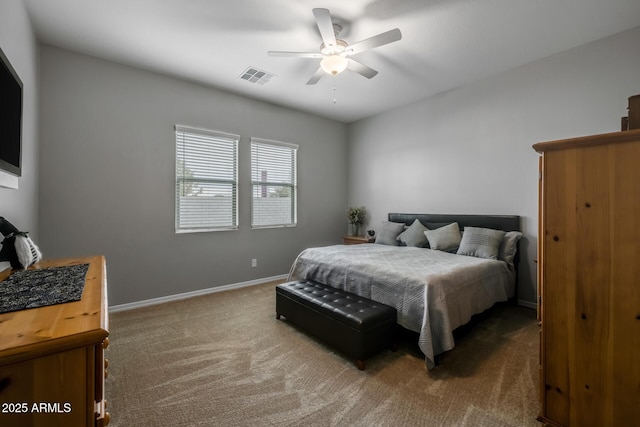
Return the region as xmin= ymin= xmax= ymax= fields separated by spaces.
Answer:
xmin=347 ymin=26 xmax=640 ymax=306
xmin=0 ymin=0 xmax=40 ymax=272
xmin=39 ymin=46 xmax=347 ymax=306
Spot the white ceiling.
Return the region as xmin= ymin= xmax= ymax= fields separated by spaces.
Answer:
xmin=24 ymin=0 xmax=640 ymax=123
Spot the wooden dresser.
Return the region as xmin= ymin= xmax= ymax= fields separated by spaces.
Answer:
xmin=534 ymin=130 xmax=640 ymax=426
xmin=0 ymin=256 xmax=110 ymax=426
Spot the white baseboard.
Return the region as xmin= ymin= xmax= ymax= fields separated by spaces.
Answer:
xmin=518 ymin=299 xmax=537 ymax=310
xmin=109 ymin=274 xmax=288 ymax=313
xmin=110 ymin=275 xmax=539 ymax=313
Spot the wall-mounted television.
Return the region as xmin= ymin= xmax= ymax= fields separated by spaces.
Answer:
xmin=0 ymin=45 xmax=23 ymax=177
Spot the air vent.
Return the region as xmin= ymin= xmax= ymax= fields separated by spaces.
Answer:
xmin=239 ymin=67 xmax=275 ymax=85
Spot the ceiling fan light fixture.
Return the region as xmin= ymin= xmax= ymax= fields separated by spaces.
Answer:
xmin=268 ymin=8 xmax=402 ymax=84
xmin=321 ymin=54 xmax=348 ymax=75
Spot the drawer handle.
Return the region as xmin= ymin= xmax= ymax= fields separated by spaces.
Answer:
xmin=95 ymin=401 xmax=110 ymax=426
xmin=0 ymin=377 xmax=10 ymax=393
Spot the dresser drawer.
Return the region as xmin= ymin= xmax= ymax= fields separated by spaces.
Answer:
xmin=0 ymin=346 xmax=93 ymax=426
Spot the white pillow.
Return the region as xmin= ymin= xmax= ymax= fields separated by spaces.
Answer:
xmin=498 ymin=231 xmax=523 ymax=264
xmin=424 ymin=222 xmax=461 ymax=251
xmin=375 ymin=221 xmax=405 ymax=246
xmin=457 ymin=227 xmax=506 ymax=259
xmin=397 ymin=219 xmax=429 ymax=247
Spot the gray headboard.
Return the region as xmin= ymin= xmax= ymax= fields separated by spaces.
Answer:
xmin=388 ymin=213 xmax=520 ymax=233
xmin=388 ymin=213 xmax=522 ymax=292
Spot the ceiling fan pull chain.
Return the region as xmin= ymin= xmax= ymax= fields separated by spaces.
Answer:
xmin=332 ymin=75 xmax=337 ymax=104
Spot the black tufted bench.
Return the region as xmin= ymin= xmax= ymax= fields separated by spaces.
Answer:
xmin=276 ymin=280 xmax=397 ymax=370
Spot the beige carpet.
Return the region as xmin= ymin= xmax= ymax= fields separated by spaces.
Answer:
xmin=105 ymin=281 xmax=540 ymax=426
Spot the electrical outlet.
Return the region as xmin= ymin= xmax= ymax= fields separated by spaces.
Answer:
xmin=251 ymin=258 xmax=257 ymax=268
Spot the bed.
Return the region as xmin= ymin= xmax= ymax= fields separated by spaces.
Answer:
xmin=287 ymin=213 xmax=522 ymax=369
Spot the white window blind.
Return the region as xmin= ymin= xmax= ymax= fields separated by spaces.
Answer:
xmin=251 ymin=138 xmax=298 ymax=228
xmin=175 ymin=125 xmax=239 ymax=232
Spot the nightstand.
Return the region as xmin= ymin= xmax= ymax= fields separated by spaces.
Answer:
xmin=343 ymin=236 xmax=372 ymax=245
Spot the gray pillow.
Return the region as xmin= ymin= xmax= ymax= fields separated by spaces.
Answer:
xmin=424 ymin=222 xmax=461 ymax=251
xmin=397 ymin=219 xmax=429 ymax=247
xmin=375 ymin=221 xmax=405 ymax=246
xmin=457 ymin=227 xmax=506 ymax=259
xmin=498 ymin=231 xmax=523 ymax=264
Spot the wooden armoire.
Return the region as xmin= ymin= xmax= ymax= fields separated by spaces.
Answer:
xmin=534 ymin=129 xmax=640 ymax=426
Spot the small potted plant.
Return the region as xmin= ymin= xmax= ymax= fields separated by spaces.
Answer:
xmin=347 ymin=206 xmax=366 ymax=236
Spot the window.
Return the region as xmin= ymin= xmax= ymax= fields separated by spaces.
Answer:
xmin=175 ymin=125 xmax=239 ymax=232
xmin=251 ymin=138 xmax=298 ymax=228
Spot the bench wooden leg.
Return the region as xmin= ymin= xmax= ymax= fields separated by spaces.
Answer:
xmin=356 ymin=359 xmax=365 ymax=370
xmin=276 ymin=313 xmax=281 ymax=320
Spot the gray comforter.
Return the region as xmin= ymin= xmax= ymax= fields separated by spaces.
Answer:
xmin=287 ymin=244 xmax=515 ymax=369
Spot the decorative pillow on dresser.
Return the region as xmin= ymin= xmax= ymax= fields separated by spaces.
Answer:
xmin=457 ymin=226 xmax=506 ymax=259
xmin=424 ymin=222 xmax=461 ymax=251
xmin=0 ymin=217 xmax=42 ymax=269
xmin=397 ymin=219 xmax=429 ymax=247
xmin=375 ymin=221 xmax=405 ymax=246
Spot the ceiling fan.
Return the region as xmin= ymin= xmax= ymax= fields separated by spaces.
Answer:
xmin=268 ymin=8 xmax=402 ymax=85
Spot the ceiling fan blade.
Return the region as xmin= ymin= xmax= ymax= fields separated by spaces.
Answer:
xmin=306 ymin=67 xmax=325 ymax=85
xmin=347 ymin=59 xmax=378 ymax=79
xmin=268 ymin=51 xmax=324 ymax=58
xmin=346 ymin=28 xmax=402 ymax=55
xmin=312 ymin=8 xmax=337 ymax=49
